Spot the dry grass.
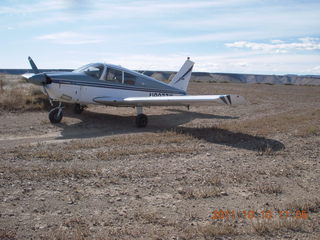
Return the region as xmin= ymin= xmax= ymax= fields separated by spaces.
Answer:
xmin=197 ymin=222 xmax=237 ymax=238
xmin=0 ymin=166 xmax=100 ymax=181
xmin=251 ymin=218 xmax=305 ymax=235
xmin=270 ymin=166 xmax=295 ymax=178
xmin=298 ymin=125 xmax=319 ymax=137
xmin=45 ymin=217 xmax=90 ymax=240
xmin=13 ymin=131 xmax=198 ymax=163
xmin=282 ymin=198 xmax=320 ymax=213
xmin=0 ymin=87 xmax=48 ymax=111
xmin=256 ymin=145 xmax=277 ymax=156
xmin=28 ymin=150 xmax=74 ymax=162
xmin=66 ymin=131 xmax=195 ymax=150
xmin=0 ymin=73 xmax=49 ymax=111
xmin=0 ymin=228 xmax=16 ymax=240
xmin=133 ymin=209 xmax=175 ymax=227
xmin=228 ymin=171 xmax=254 ymax=184
xmin=221 ymin=109 xmax=320 ymax=136
xmin=202 ymin=176 xmax=222 ymax=186
xmin=178 ymin=186 xmax=222 ymax=199
xmin=11 ymin=142 xmax=78 ymax=162
xmin=258 ymin=183 xmax=283 ymax=195
xmin=95 ymin=144 xmax=196 ymax=160
xmin=177 ymin=222 xmax=239 ymax=240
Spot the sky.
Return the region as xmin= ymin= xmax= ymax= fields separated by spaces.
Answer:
xmin=0 ymin=0 xmax=319 ymax=75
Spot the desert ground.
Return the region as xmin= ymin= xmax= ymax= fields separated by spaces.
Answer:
xmin=0 ymin=76 xmax=319 ymax=239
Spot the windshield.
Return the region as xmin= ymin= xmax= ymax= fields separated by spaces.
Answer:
xmin=73 ymin=63 xmax=105 ymax=79
xmin=73 ymin=64 xmax=92 ymax=73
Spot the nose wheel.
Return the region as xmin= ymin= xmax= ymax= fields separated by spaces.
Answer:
xmin=49 ymin=102 xmax=63 ymax=124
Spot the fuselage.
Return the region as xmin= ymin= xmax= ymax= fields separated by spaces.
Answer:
xmin=43 ymin=63 xmax=185 ymax=105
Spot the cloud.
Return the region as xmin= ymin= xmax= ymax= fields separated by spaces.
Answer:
xmin=225 ymin=38 xmax=320 ymax=53
xmin=146 ymin=31 xmax=258 ymax=45
xmin=103 ymin=0 xmax=249 ymax=13
xmin=36 ymin=32 xmax=103 ymax=44
xmin=162 ymin=2 xmax=320 ymax=41
xmin=0 ymin=0 xmax=248 ymax=16
xmin=0 ymin=0 xmax=67 ymax=14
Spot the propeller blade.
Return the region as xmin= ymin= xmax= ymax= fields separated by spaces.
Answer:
xmin=28 ymin=56 xmax=40 ymax=74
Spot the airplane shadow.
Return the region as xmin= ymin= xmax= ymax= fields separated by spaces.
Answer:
xmin=172 ymin=126 xmax=285 ymax=152
xmin=56 ymin=108 xmax=284 ymax=152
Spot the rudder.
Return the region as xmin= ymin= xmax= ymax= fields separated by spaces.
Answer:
xmin=169 ymin=58 xmax=194 ymax=92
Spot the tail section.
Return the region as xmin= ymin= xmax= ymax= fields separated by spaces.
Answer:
xmin=169 ymin=58 xmax=194 ymax=92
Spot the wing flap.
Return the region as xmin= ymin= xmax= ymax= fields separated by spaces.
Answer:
xmin=94 ymin=95 xmax=245 ymax=107
xmin=123 ymin=94 xmax=245 ymax=106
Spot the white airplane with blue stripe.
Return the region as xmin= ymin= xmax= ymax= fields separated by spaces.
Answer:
xmin=22 ymin=57 xmax=245 ymax=127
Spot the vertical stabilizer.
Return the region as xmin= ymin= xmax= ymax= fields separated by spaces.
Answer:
xmin=169 ymin=58 xmax=194 ymax=92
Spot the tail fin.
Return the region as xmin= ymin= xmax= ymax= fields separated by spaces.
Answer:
xmin=28 ymin=56 xmax=40 ymax=74
xmin=169 ymin=58 xmax=194 ymax=92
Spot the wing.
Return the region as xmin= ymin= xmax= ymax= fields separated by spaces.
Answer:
xmin=93 ymin=94 xmax=245 ymax=107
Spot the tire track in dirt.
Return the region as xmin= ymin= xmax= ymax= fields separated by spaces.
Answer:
xmin=0 ymin=128 xmax=120 ymax=149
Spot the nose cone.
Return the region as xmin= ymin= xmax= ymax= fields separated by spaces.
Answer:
xmin=22 ymin=73 xmax=51 ymax=85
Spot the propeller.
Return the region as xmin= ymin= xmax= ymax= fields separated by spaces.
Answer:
xmin=22 ymin=57 xmax=52 ymax=85
xmin=23 ymin=72 xmax=52 ymax=85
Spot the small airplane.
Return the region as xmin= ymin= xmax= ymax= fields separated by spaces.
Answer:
xmin=22 ymin=57 xmax=245 ymax=127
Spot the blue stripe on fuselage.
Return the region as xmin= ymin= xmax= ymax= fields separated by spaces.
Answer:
xmin=52 ymin=78 xmax=185 ymax=95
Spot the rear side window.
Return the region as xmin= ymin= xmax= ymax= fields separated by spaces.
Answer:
xmin=106 ymin=68 xmax=122 ymax=84
xmin=124 ymin=72 xmax=136 ymax=85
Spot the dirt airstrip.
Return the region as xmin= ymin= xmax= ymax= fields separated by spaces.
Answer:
xmin=0 ymin=82 xmax=319 ymax=239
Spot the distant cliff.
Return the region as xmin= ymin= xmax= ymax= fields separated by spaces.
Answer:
xmin=1 ymin=69 xmax=319 ymax=85
xmin=140 ymin=71 xmax=320 ymax=86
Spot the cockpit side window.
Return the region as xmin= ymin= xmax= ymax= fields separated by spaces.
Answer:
xmin=85 ymin=66 xmax=103 ymax=79
xmin=105 ymin=68 xmax=123 ymax=84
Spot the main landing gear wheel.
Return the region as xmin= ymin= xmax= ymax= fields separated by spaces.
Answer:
xmin=136 ymin=114 xmax=148 ymax=128
xmin=49 ymin=107 xmax=63 ymax=123
xmin=74 ymin=104 xmax=84 ymax=114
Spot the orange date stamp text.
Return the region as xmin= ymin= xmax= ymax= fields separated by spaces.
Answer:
xmin=211 ymin=209 xmax=309 ymax=220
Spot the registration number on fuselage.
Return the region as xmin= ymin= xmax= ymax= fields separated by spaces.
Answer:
xmin=149 ymin=92 xmax=173 ymax=96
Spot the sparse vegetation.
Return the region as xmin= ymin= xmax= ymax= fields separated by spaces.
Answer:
xmin=178 ymin=186 xmax=222 ymax=199
xmin=303 ymin=126 xmax=319 ymax=136
xmin=0 ymin=228 xmax=16 ymax=240
xmin=65 ymin=130 xmax=195 ymax=150
xmin=221 ymin=109 xmax=320 ymax=136
xmin=251 ymin=219 xmax=305 ymax=235
xmin=197 ymin=222 xmax=237 ymax=237
xmin=202 ymin=175 xmax=222 ymax=186
xmin=0 ymin=165 xmax=100 ymax=180
xmin=258 ymin=183 xmax=283 ymax=194
xmin=0 ymin=86 xmax=48 ymax=111
xmin=282 ymin=198 xmax=320 ymax=213
xmin=46 ymin=217 xmax=90 ymax=240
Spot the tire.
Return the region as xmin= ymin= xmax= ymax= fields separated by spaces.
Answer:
xmin=74 ymin=104 xmax=84 ymax=114
xmin=135 ymin=114 xmax=148 ymax=128
xmin=49 ymin=108 xmax=63 ymax=123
